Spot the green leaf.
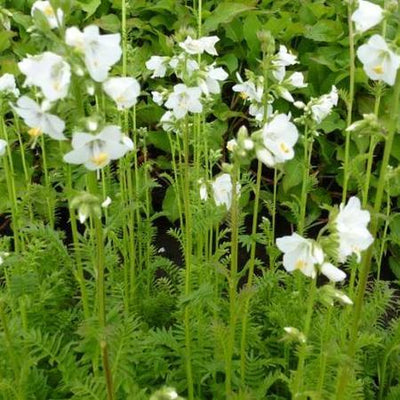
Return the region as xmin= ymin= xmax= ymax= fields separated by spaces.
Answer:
xmin=203 ymin=2 xmax=256 ymax=33
xmin=76 ymin=0 xmax=101 ymax=17
xmin=243 ymin=13 xmax=261 ymax=56
xmin=162 ymin=185 xmax=180 ymax=223
xmin=304 ymin=20 xmax=344 ymax=43
xmin=95 ymin=14 xmax=121 ymax=32
xmin=282 ymin=157 xmax=304 ymax=192
xmin=319 ymin=111 xmax=346 ymax=133
xmin=0 ymin=30 xmax=14 ymax=52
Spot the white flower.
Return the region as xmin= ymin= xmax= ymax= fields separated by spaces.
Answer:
xmin=101 ymin=196 xmax=112 ymax=208
xmin=320 ymin=262 xmax=346 ymax=282
xmin=0 ymin=251 xmax=10 ymax=265
xmin=165 ymin=84 xmax=202 ymax=119
xmin=31 ymin=0 xmax=63 ymax=29
xmin=19 ymin=52 xmax=71 ymax=101
xmin=212 ymin=173 xmax=240 ymax=209
xmin=198 ymin=65 xmax=228 ymax=95
xmin=179 ymin=35 xmax=219 ymax=55
xmin=64 ymin=125 xmax=132 ymax=170
xmin=103 ymin=77 xmax=140 ymax=110
xmin=0 ymin=73 xmax=19 ymax=96
xmin=357 ymin=34 xmax=400 ymax=86
xmin=286 ymin=72 xmax=307 ymax=88
xmin=226 ymin=139 xmax=238 ymax=152
xmin=283 ymin=327 xmax=306 ymax=343
xmin=335 ymin=196 xmax=374 ymax=262
xmin=232 ymin=73 xmax=263 ymax=102
xmin=0 ymin=139 xmax=7 ymax=156
xmin=276 ymin=233 xmax=324 ymax=278
xmin=333 ymin=291 xmax=353 ymax=305
xmin=151 ymin=91 xmax=164 ymax=105
xmin=277 ymin=87 xmax=294 ymax=102
xmin=12 ymin=96 xmax=66 ymax=140
xmin=310 ymin=85 xmax=338 ymax=124
xmin=272 ymin=45 xmax=298 ymax=82
xmin=66 ymin=25 xmax=122 ymax=82
xmin=256 ymin=113 xmax=298 ymax=166
xmin=160 ymin=111 xmax=176 ymax=132
xmin=351 ymin=0 xmax=384 ymax=33
xmin=146 ymin=56 xmax=169 ymax=78
xmin=199 ymin=180 xmax=208 ymax=200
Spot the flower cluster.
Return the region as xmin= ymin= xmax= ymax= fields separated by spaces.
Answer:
xmin=276 ymin=196 xmax=373 ymax=285
xmin=351 ymin=1 xmax=400 ymax=86
xmin=146 ymin=34 xmax=228 ymax=132
xmin=7 ymin=2 xmax=140 ymax=170
xmin=232 ymin=45 xmax=307 ymax=123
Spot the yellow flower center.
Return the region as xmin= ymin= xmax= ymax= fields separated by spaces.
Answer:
xmin=239 ymin=92 xmax=248 ymax=100
xmin=116 ymin=95 xmax=126 ymax=104
xmin=280 ymin=142 xmax=290 ymax=154
xmin=295 ymin=259 xmax=306 ymax=270
xmin=91 ymin=152 xmax=109 ymax=167
xmin=28 ymin=127 xmax=43 ymax=138
xmin=44 ymin=5 xmax=55 ymax=17
xmin=373 ymin=65 xmax=384 ymax=74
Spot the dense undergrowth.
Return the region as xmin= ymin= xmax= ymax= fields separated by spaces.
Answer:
xmin=0 ymin=0 xmax=400 ymax=399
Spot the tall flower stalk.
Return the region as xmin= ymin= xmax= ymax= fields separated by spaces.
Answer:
xmin=335 ymin=69 xmax=400 ymax=400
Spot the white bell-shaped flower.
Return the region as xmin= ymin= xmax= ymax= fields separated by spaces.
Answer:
xmin=212 ymin=173 xmax=240 ymax=210
xmin=335 ymin=196 xmax=374 ymax=262
xmin=198 ymin=65 xmax=228 ymax=95
xmin=256 ymin=113 xmax=298 ymax=167
xmin=351 ymin=0 xmax=384 ymax=33
xmin=103 ymin=77 xmax=140 ymax=110
xmin=357 ymin=34 xmax=400 ymax=86
xmin=64 ymin=125 xmax=132 ymax=170
xmin=19 ymin=52 xmax=71 ymax=101
xmin=320 ymin=262 xmax=346 ymax=282
xmin=276 ymin=233 xmax=324 ymax=278
xmin=31 ymin=0 xmax=63 ymax=29
xmin=272 ymin=45 xmax=298 ymax=82
xmin=66 ymin=25 xmax=122 ymax=82
xmin=232 ymin=73 xmax=263 ymax=102
xmin=179 ymin=35 xmax=219 ymax=55
xmin=310 ymin=85 xmax=338 ymax=124
xmin=146 ymin=56 xmax=169 ymax=78
xmin=286 ymin=72 xmax=307 ymax=88
xmin=12 ymin=96 xmax=66 ymax=140
xmin=0 ymin=73 xmax=19 ymax=97
xmin=165 ymin=84 xmax=202 ymax=119
xmin=0 ymin=139 xmax=7 ymax=156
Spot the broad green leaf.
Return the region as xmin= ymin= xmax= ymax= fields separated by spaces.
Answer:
xmin=203 ymin=2 xmax=256 ymax=33
xmin=243 ymin=13 xmax=261 ymax=56
xmin=95 ymin=14 xmax=120 ymax=32
xmin=304 ymin=20 xmax=344 ymax=43
xmin=76 ymin=0 xmax=101 ymax=17
xmin=162 ymin=185 xmax=180 ymax=223
xmin=282 ymin=157 xmax=304 ymax=192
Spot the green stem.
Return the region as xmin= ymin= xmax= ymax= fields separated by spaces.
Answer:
xmin=182 ymin=118 xmax=194 ymax=400
xmin=335 ymin=69 xmax=400 ymax=400
xmin=225 ymin=161 xmax=240 ymax=398
xmin=101 ymin=340 xmax=115 ymax=400
xmin=292 ymin=276 xmax=318 ymax=398
xmin=40 ymin=136 xmax=55 ymax=228
xmin=1 ymin=118 xmax=21 ymax=252
xmin=298 ymin=126 xmax=313 ymax=235
xmin=239 ymin=160 xmax=262 ymax=386
xmin=377 ymin=192 xmax=390 ymax=281
xmin=66 ymin=165 xmax=90 ymax=320
xmin=316 ymin=305 xmax=333 ymax=399
xmin=88 ymin=173 xmax=106 ymax=328
xmin=342 ymin=0 xmax=356 ymax=202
